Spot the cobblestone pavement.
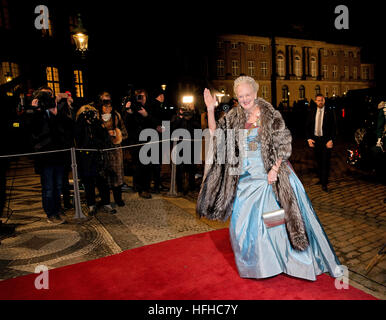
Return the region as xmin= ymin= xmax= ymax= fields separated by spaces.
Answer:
xmin=0 ymin=137 xmax=385 ymax=300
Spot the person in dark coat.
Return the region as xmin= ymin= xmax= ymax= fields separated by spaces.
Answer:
xmin=148 ymin=88 xmax=170 ymax=193
xmin=306 ymin=93 xmax=337 ymax=192
xmin=29 ymin=87 xmax=74 ymax=224
xmin=75 ymin=103 xmax=117 ymax=215
xmin=171 ymin=102 xmax=201 ymax=194
xmin=122 ymin=89 xmax=155 ymax=199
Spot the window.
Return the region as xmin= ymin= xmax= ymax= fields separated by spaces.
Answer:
xmin=344 ymin=51 xmax=348 ymax=57
xmin=46 ymin=66 xmax=60 ymax=95
xmin=332 ymin=86 xmax=338 ymax=96
xmin=247 ymin=43 xmax=254 ymax=51
xmin=362 ymin=66 xmax=369 ymax=80
xmin=247 ymin=60 xmax=255 ymax=77
xmin=216 ymin=41 xmax=223 ymax=49
xmin=232 ymin=60 xmax=239 ymax=76
xmin=294 ymin=56 xmax=301 ymax=77
xmin=216 ymin=59 xmax=225 ymax=77
xmin=322 ymin=65 xmax=328 ymax=79
xmin=299 ymin=85 xmax=305 ymax=100
xmin=282 ymin=85 xmax=289 ymax=101
xmin=344 ymin=65 xmax=349 ymax=80
xmin=315 ymin=85 xmax=321 ymax=95
xmin=41 ymin=14 xmax=53 ymax=37
xmin=353 ymin=51 xmax=358 ymax=58
xmin=323 ymin=48 xmax=328 ymax=56
xmin=332 ymin=65 xmax=338 ymax=79
xmin=231 ymin=42 xmax=237 ymax=49
xmin=261 ymin=85 xmax=268 ymax=99
xmin=353 ymin=66 xmax=358 ymax=80
xmin=310 ymin=57 xmax=317 ymax=77
xmin=277 ymin=55 xmax=285 ymax=76
xmin=345 ymin=86 xmax=349 ymax=94
xmin=324 ymin=86 xmax=329 ymax=97
xmin=260 ymin=61 xmax=268 ymax=77
xmin=74 ymin=70 xmax=84 ymax=98
xmin=0 ymin=0 xmax=10 ymax=29
xmin=1 ymin=62 xmax=19 ymax=84
xmin=260 ymin=45 xmax=266 ymax=52
xmin=332 ymin=50 xmax=337 ymax=56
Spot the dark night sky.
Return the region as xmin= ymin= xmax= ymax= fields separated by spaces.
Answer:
xmin=68 ymin=0 xmax=385 ymax=95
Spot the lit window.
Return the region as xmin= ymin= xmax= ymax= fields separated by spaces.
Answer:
xmin=315 ymin=85 xmax=321 ymax=95
xmin=361 ymin=66 xmax=369 ymax=80
xmin=353 ymin=66 xmax=358 ymax=80
xmin=247 ymin=43 xmax=254 ymax=51
xmin=216 ymin=60 xmax=224 ymax=77
xmin=232 ymin=60 xmax=239 ymax=76
xmin=231 ymin=42 xmax=237 ymax=49
xmin=46 ymin=66 xmax=60 ymax=95
xmin=260 ymin=45 xmax=266 ymax=52
xmin=1 ymin=62 xmax=19 ymax=84
xmin=277 ymin=55 xmax=285 ymax=76
xmin=41 ymin=16 xmax=53 ymax=37
xmin=322 ymin=65 xmax=328 ymax=79
xmin=294 ymin=56 xmax=301 ymax=77
xmin=310 ymin=57 xmax=317 ymax=77
xmin=260 ymin=61 xmax=268 ymax=77
xmin=248 ymin=60 xmax=255 ymax=77
xmin=332 ymin=65 xmax=338 ymax=79
xmin=74 ymin=70 xmax=84 ymax=98
xmin=261 ymin=85 xmax=268 ymax=99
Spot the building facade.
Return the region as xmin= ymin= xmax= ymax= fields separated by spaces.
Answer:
xmin=211 ymin=34 xmax=375 ymax=106
xmin=0 ymin=1 xmax=88 ymax=103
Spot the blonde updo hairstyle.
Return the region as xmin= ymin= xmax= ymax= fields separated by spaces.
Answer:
xmin=233 ymin=76 xmax=259 ymax=96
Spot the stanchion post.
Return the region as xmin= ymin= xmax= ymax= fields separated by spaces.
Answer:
xmin=166 ymin=139 xmax=178 ymax=197
xmin=70 ymin=147 xmax=86 ymax=219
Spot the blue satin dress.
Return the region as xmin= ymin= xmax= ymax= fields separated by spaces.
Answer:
xmin=229 ymin=125 xmax=343 ymax=281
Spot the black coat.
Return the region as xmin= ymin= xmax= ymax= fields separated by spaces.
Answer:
xmin=122 ymin=103 xmax=154 ymax=145
xmin=28 ymin=105 xmax=74 ymax=172
xmin=306 ymin=105 xmax=337 ymax=142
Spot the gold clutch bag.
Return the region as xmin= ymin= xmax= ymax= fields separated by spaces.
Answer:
xmin=262 ymin=208 xmax=285 ymax=228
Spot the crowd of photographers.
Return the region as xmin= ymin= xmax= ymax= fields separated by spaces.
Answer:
xmin=6 ymin=85 xmax=215 ymax=224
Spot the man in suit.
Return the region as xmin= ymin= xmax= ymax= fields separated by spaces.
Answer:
xmin=306 ymin=94 xmax=336 ymax=192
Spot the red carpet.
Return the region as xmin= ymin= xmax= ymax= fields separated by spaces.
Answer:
xmin=0 ymin=228 xmax=377 ymax=300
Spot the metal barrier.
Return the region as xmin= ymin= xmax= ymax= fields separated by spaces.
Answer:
xmin=1 ymin=137 xmax=205 ymax=221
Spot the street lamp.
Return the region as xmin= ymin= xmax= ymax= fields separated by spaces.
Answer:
xmin=72 ymin=13 xmax=88 ymax=53
xmin=161 ymin=84 xmax=167 ymax=91
xmin=182 ymin=96 xmax=194 ymax=104
xmin=5 ymin=72 xmax=12 ymax=82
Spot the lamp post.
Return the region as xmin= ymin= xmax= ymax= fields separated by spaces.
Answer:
xmin=72 ymin=13 xmax=88 ymax=55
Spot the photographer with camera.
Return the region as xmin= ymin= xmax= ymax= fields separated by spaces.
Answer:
xmin=122 ymin=88 xmax=154 ymax=199
xmin=28 ymin=86 xmax=74 ymax=224
xmin=75 ymin=102 xmax=117 ymax=215
xmin=171 ymin=101 xmax=201 ymax=195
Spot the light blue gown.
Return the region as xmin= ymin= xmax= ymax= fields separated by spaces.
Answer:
xmin=229 ymin=127 xmax=343 ymax=281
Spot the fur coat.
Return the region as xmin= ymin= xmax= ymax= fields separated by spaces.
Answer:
xmin=196 ymin=97 xmax=309 ymax=251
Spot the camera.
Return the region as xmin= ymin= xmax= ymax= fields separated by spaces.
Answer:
xmin=35 ymin=91 xmax=56 ymax=110
xmin=121 ymin=84 xmax=143 ymax=113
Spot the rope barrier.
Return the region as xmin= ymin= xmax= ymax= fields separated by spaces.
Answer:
xmin=0 ymin=138 xmax=204 ymax=158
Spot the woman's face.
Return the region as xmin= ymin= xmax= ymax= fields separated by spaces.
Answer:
xmin=102 ymin=104 xmax=112 ymax=114
xmin=236 ymin=82 xmax=257 ymax=111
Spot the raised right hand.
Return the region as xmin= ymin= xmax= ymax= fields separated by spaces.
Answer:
xmin=204 ymin=88 xmax=216 ymax=112
xmin=307 ymin=139 xmax=315 ymax=148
